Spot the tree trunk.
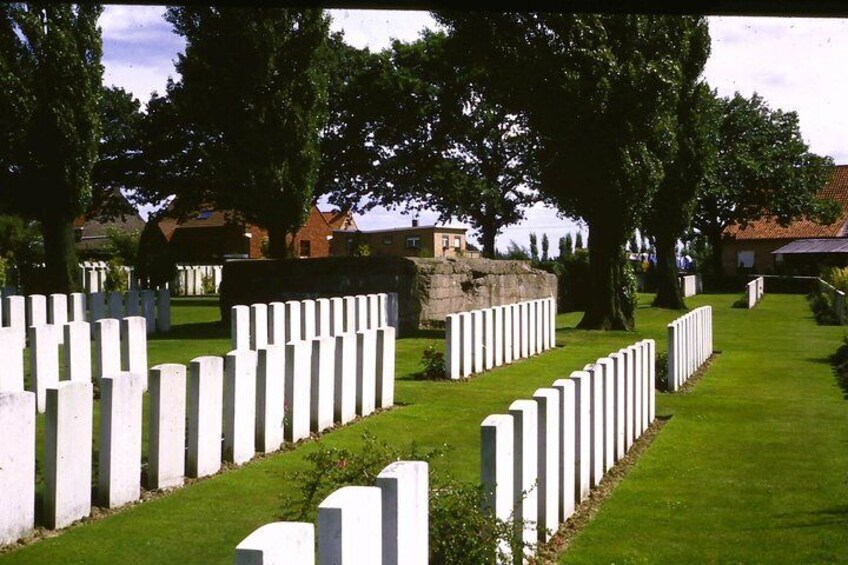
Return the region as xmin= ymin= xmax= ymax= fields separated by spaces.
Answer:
xmin=480 ymin=224 xmax=497 ymax=259
xmin=41 ymin=217 xmax=78 ymax=293
xmin=267 ymin=224 xmax=289 ymax=259
xmin=652 ymin=230 xmax=685 ymax=309
xmin=577 ymin=219 xmax=632 ymax=330
xmin=707 ymin=226 xmax=725 ymax=285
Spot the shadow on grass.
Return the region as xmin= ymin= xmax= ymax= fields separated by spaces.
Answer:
xmin=171 ymin=297 xmax=220 ymax=308
xmin=403 ymin=328 xmax=444 ymax=340
xmin=775 ymin=506 xmax=848 ymax=529
xmin=151 ymin=321 xmax=228 ymax=341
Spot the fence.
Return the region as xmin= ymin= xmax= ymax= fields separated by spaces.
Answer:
xmin=173 ymin=265 xmax=223 ymax=296
xmin=0 ymin=290 xmax=398 ymax=546
xmin=481 ymin=339 xmax=655 ymax=562
xmin=666 ymin=306 xmax=713 ymax=391
xmin=444 ymin=297 xmax=557 ymax=380
xmin=745 ymin=276 xmax=764 ymax=309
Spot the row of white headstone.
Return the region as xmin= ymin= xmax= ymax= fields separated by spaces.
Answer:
xmin=0 ymin=288 xmax=169 ymax=347
xmin=746 ymin=276 xmax=764 ymax=309
xmin=0 ymin=313 xmax=397 ymax=547
xmin=230 ymin=293 xmax=399 ymax=350
xmin=444 ymin=297 xmax=557 ymax=380
xmin=0 ymin=316 xmax=149 ymax=413
xmin=173 ymin=264 xmax=223 ymax=296
xmin=234 ymin=460 xmax=428 ymax=565
xmin=80 ymin=262 xmax=139 ymax=293
xmin=666 ymin=306 xmax=713 ymax=392
xmin=679 ymin=274 xmax=700 ymax=298
xmin=480 ymin=339 xmax=656 ymax=563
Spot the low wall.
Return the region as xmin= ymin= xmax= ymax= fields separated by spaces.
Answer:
xmin=219 ymin=257 xmax=557 ymax=336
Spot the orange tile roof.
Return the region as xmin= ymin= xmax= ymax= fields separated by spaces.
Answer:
xmin=724 ymin=165 xmax=848 ymax=240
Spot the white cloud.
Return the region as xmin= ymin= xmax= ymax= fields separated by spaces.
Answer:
xmin=327 ymin=9 xmax=437 ymax=51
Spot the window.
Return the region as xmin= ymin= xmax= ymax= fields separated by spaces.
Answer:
xmin=737 ymin=250 xmax=754 ymax=268
xmin=442 ymin=235 xmax=450 ymax=249
xmin=383 ymin=234 xmax=393 ymax=245
xmin=453 ymin=236 xmax=461 ymax=248
xmin=299 ymin=240 xmax=311 ymax=257
xmin=406 ymin=236 xmax=421 ymax=249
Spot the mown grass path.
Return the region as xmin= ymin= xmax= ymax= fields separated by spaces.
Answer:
xmin=2 ymin=294 xmax=846 ymax=563
xmin=564 ymin=293 xmax=848 ymax=563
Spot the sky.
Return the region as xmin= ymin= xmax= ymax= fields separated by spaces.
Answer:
xmin=98 ymin=7 xmax=848 ymax=252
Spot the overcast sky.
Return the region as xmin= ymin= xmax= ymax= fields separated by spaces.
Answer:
xmin=98 ymin=7 xmax=848 ymax=252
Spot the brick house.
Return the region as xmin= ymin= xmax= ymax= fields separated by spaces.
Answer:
xmin=145 ymin=204 xmax=357 ymax=263
xmin=722 ymin=165 xmax=848 ymax=274
xmin=329 ymin=220 xmax=476 ymax=258
xmin=73 ymin=191 xmax=146 ymax=259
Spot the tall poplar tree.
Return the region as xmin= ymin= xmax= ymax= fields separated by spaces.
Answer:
xmin=0 ymin=4 xmax=103 ymax=291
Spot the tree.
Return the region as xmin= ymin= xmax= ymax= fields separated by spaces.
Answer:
xmin=693 ymin=92 xmax=838 ymax=280
xmin=541 ymin=233 xmax=549 ymax=262
xmin=575 ymin=232 xmax=584 ymax=250
xmin=0 ymin=4 xmax=103 ymax=292
xmin=438 ymin=14 xmax=708 ymax=329
xmin=529 ymin=232 xmax=539 ymax=263
xmin=138 ymin=8 xmax=331 ymax=258
xmin=559 ymin=234 xmax=573 ymax=260
xmin=641 ymin=19 xmax=711 ymax=309
xmin=321 ymin=31 xmax=539 ymax=258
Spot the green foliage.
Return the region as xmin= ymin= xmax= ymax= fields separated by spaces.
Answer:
xmin=104 ymin=258 xmax=128 ymax=293
xmin=417 ymin=246 xmax=434 ymax=258
xmin=500 ymin=240 xmax=530 ymax=260
xmin=141 ymin=8 xmax=331 ymax=258
xmin=0 ymin=4 xmax=104 ymax=291
xmin=655 ymin=351 xmax=669 ymax=391
xmin=418 ymin=344 xmax=446 ymax=380
xmin=824 ymin=267 xmax=848 ymax=293
xmin=353 ymin=242 xmax=372 ymax=257
xmin=575 ymin=232 xmax=584 ymax=250
xmin=201 ymin=273 xmax=216 ymax=295
xmin=541 ymin=234 xmax=549 ymax=262
xmin=620 ymin=257 xmax=639 ymax=323
xmin=559 ymin=234 xmax=573 ymax=260
xmin=279 ymin=432 xmax=530 ymax=564
xmin=807 ymin=291 xmax=838 ymax=325
xmin=105 ymin=227 xmax=140 ymax=265
xmin=529 ymin=233 xmax=539 ymax=263
xmin=321 ymin=31 xmax=539 ymax=258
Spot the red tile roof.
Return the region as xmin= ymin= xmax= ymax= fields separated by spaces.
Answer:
xmin=724 ymin=165 xmax=848 ymax=240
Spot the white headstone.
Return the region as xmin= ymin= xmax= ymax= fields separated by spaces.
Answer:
xmin=551 ymin=378 xmax=576 ymax=521
xmin=493 ymin=306 xmax=504 ymax=367
xmin=256 ymin=346 xmax=285 ymax=454
xmin=301 ymin=299 xmax=316 ymax=340
xmin=142 ymin=290 xmax=156 ymax=334
xmin=284 ymin=301 xmax=302 ymax=343
xmin=310 ymin=337 xmax=335 ymax=433
xmin=89 ymin=292 xmax=106 ymax=328
xmin=445 ymin=314 xmax=461 ymax=380
xmin=121 ymin=316 xmax=148 ymax=391
xmin=387 ymin=292 xmax=400 ymax=331
xmin=597 ymin=358 xmax=615 ymax=471
xmin=316 ymin=298 xmax=331 ymax=337
xmin=48 ymin=293 xmax=68 ymax=329
xmin=157 ymin=288 xmax=171 ymax=333
xmin=268 ymin=302 xmax=286 ymax=346
xmin=235 ymin=522 xmax=315 ymax=565
xmin=471 ymin=310 xmax=484 ymax=374
xmin=633 ymin=344 xmax=643 ymax=439
xmin=610 ymin=352 xmax=626 ymax=461
xmin=376 ymin=461 xmax=429 ymax=565
xmin=26 ymin=294 xmax=47 ymax=329
xmin=0 ymin=391 xmax=35 ymax=545
xmin=95 ymin=318 xmax=121 ymax=383
xmin=623 ymin=348 xmax=635 ymax=449
xmin=572 ymin=371 xmax=591 ymax=502
xmin=250 ymin=304 xmax=269 ymax=351
xmin=148 ymin=364 xmax=187 ymax=490
xmin=69 ymin=292 xmax=86 ymax=322
xmin=64 ymin=321 xmax=92 ymax=383
xmin=376 ymin=327 xmax=396 ymax=409
xmin=459 ymin=312 xmax=472 ymax=378
xmin=329 ymin=297 xmax=345 ymax=337
xmin=188 ymin=356 xmax=224 ymax=478
xmin=334 ymin=333 xmax=357 ymax=425
xmin=98 ymin=372 xmax=144 ymax=508
xmin=108 ymin=291 xmax=124 ymax=320
xmin=483 ymin=308 xmax=494 ymax=370
xmin=231 ymin=305 xmax=250 ymax=351
xmin=125 ymin=290 xmax=140 ymax=317
xmin=0 ymin=328 xmax=24 ymax=392
xmin=520 ymin=302 xmax=530 ymax=359
xmin=354 ymin=295 xmax=368 ymax=332
xmin=356 ymin=331 xmax=377 ymax=417
xmin=367 ymin=294 xmax=379 ymax=330
xmin=480 ymin=413 xmax=514 ymax=562
xmin=285 ymin=341 xmax=311 ymax=442
xmin=533 ymin=388 xmax=560 ymax=542
xmin=3 ymin=295 xmax=25 ymax=347
xmin=318 ymin=486 xmax=382 ymax=565
xmin=377 ymin=293 xmax=389 ymax=329
xmin=508 ymin=399 xmax=538 ymax=552
xmin=29 ymin=324 xmax=60 ymax=413
xmin=342 ymin=296 xmax=356 ymax=333
xmin=528 ymin=300 xmax=538 ymax=356
xmin=503 ymin=304 xmax=514 ymax=364
xmin=646 ymin=339 xmax=656 ymax=423
xmin=224 ymin=349 xmax=258 ymax=465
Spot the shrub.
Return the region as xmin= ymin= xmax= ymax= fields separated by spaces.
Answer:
xmin=419 ymin=344 xmax=447 ymax=379
xmin=808 ymin=291 xmax=838 ymax=325
xmin=201 ymin=272 xmax=216 ymax=295
xmin=826 ymin=267 xmax=848 ymax=293
xmin=104 ymin=258 xmax=128 ymax=292
xmin=279 ymin=432 xmax=531 ymax=564
xmin=655 ymin=351 xmax=668 ymax=391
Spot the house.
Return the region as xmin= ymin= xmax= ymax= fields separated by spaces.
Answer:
xmin=145 ymin=204 xmax=358 ymax=263
xmin=722 ymin=165 xmax=848 ymax=274
xmin=73 ymin=191 xmax=146 ymax=259
xmin=329 ymin=219 xmax=476 ymax=258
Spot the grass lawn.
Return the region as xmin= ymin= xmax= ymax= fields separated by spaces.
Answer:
xmin=3 ymin=293 xmax=847 ymax=563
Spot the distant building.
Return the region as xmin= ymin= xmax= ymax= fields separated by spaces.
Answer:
xmin=145 ymin=203 xmax=357 ymax=263
xmin=73 ymin=191 xmax=145 ymax=259
xmin=330 ymin=219 xmax=476 ymax=258
xmin=722 ymin=165 xmax=848 ymax=274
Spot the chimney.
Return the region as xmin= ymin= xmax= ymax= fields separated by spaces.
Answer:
xmin=412 ymin=218 xmax=419 ymax=227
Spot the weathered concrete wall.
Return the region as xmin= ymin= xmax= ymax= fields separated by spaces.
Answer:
xmin=219 ymin=257 xmax=556 ymax=336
